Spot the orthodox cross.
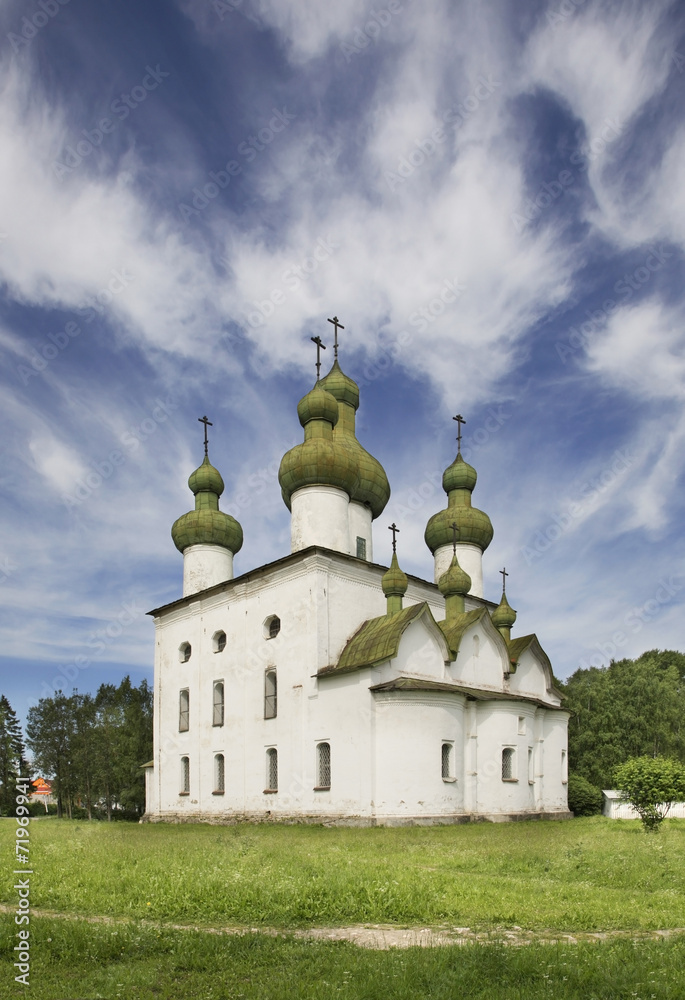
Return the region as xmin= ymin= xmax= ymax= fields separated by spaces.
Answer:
xmin=327 ymin=316 xmax=344 ymax=359
xmin=450 ymin=521 xmax=459 ymax=555
xmin=453 ymin=413 xmax=466 ymax=452
xmin=311 ymin=335 xmax=326 ymax=380
xmin=388 ymin=522 xmax=400 ymax=553
xmin=198 ymin=415 xmax=213 ymax=457
xmin=499 ymin=566 xmax=509 ymax=594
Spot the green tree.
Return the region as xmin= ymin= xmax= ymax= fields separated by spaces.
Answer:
xmin=26 ymin=692 xmax=77 ymax=818
xmin=613 ymin=756 xmax=685 ymax=832
xmin=0 ymin=696 xmax=27 ymax=815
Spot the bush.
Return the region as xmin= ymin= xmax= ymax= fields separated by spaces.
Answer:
xmin=613 ymin=756 xmax=685 ymax=832
xmin=567 ymin=774 xmax=603 ymax=816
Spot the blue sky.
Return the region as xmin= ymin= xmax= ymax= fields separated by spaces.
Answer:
xmin=1 ymin=0 xmax=684 ymax=726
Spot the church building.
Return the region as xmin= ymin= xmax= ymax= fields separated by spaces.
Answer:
xmin=143 ymin=324 xmax=570 ymax=824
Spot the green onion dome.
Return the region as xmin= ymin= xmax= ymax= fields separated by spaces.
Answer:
xmin=492 ymin=592 xmax=517 ymax=629
xmin=171 ymin=455 xmax=244 ymax=554
xmin=438 ymin=554 xmax=471 ymax=597
xmin=425 ymin=452 xmax=493 ymax=553
xmin=320 ymin=360 xmax=390 ymax=519
xmin=382 ymin=552 xmax=408 ymax=597
xmin=279 ymin=383 xmax=360 ymax=508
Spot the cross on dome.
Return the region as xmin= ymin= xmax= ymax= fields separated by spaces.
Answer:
xmin=388 ymin=521 xmax=400 ymax=553
xmin=198 ymin=415 xmax=213 ymax=456
xmin=327 ymin=315 xmax=344 ymax=359
xmin=453 ymin=414 xmax=466 ymax=452
xmin=311 ymin=335 xmax=327 ymax=380
xmin=500 ymin=566 xmax=509 ymax=594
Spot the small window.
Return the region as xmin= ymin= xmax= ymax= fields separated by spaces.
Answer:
xmin=316 ymin=742 xmax=331 ymax=789
xmin=441 ymin=742 xmax=455 ymax=781
xmin=179 ymin=642 xmax=191 ymax=663
xmin=264 ymin=669 xmax=277 ymax=719
xmin=528 ymin=747 xmax=534 ymax=784
xmin=180 ymin=756 xmax=190 ymax=794
xmin=472 ymin=634 xmax=480 ymax=658
xmin=356 ymin=536 xmax=367 ymax=560
xmin=213 ymin=631 xmax=226 ymax=653
xmin=213 ymin=681 xmax=224 ymax=727
xmin=518 ymin=716 xmax=526 ymax=736
xmin=179 ymin=689 xmax=189 ymax=732
xmin=561 ymin=749 xmax=568 ymax=784
xmin=214 ymin=753 xmax=225 ymax=794
xmin=502 ymin=747 xmax=516 ymax=781
xmin=266 ymin=748 xmax=278 ymax=791
xmin=264 ymin=615 xmax=281 ymax=639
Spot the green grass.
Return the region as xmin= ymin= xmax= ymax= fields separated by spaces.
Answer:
xmin=2 ymin=816 xmax=685 ymax=931
xmin=2 ymin=917 xmax=685 ymax=999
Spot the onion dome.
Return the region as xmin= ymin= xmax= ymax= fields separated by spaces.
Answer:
xmin=425 ymin=451 xmax=493 ymax=554
xmin=320 ymin=360 xmax=390 ymax=519
xmin=438 ymin=554 xmax=471 ymax=598
xmin=492 ymin=592 xmax=517 ymax=637
xmin=279 ymin=383 xmax=360 ymax=508
xmin=172 ymin=455 xmax=243 ymax=554
xmin=382 ymin=550 xmax=408 ymax=615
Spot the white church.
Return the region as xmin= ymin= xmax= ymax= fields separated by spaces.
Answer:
xmin=143 ymin=327 xmax=570 ymax=825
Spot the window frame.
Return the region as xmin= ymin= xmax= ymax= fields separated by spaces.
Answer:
xmin=561 ymin=749 xmax=568 ymax=784
xmin=178 ymin=688 xmax=190 ymax=732
xmin=441 ymin=741 xmax=456 ymax=782
xmin=528 ymin=746 xmax=534 ymax=784
xmin=265 ymin=747 xmax=278 ymax=792
xmin=356 ymin=536 xmax=367 ymax=560
xmin=264 ymin=668 xmax=277 ymax=719
xmin=501 ymin=746 xmax=517 ymax=782
xmin=179 ymin=642 xmax=192 ymax=663
xmin=212 ymin=680 xmax=225 ymax=727
xmin=180 ymin=755 xmax=190 ymax=795
xmin=213 ymin=630 xmax=226 ymax=653
xmin=213 ymin=753 xmax=225 ymax=795
xmin=315 ymin=741 xmax=331 ymax=790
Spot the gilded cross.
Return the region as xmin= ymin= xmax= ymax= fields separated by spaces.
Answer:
xmin=453 ymin=414 xmax=466 ymax=452
xmin=198 ymin=415 xmax=213 ymax=457
xmin=327 ymin=316 xmax=344 ymax=359
xmin=311 ymin=335 xmax=326 ymax=380
xmin=499 ymin=567 xmax=509 ymax=594
xmin=388 ymin=522 xmax=400 ymax=553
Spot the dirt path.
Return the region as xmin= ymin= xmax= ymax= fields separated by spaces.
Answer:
xmin=1 ymin=904 xmax=683 ymax=950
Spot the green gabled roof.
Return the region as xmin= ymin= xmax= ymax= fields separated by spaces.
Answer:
xmin=320 ymin=602 xmax=428 ymax=675
xmin=437 ymin=607 xmax=489 ymax=659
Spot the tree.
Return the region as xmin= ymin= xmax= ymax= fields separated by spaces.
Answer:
xmin=0 ymin=696 xmax=27 ymax=815
xmin=567 ymin=774 xmax=603 ymax=816
xmin=613 ymin=756 xmax=685 ymax=832
xmin=26 ymin=692 xmax=77 ymax=818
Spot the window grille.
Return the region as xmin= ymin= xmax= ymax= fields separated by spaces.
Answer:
xmin=264 ymin=669 xmax=277 ymax=719
xmin=356 ymin=536 xmax=367 ymax=560
xmin=179 ymin=689 xmax=189 ymax=732
xmin=441 ymin=742 xmax=453 ymax=780
xmin=317 ymin=742 xmax=331 ymax=788
xmin=502 ymin=747 xmax=515 ymax=780
xmin=180 ymin=642 xmax=191 ymax=663
xmin=213 ymin=682 xmax=224 ymax=727
xmin=214 ymin=754 xmax=225 ymax=793
xmin=266 ymin=748 xmax=278 ymax=791
xmin=180 ymin=756 xmax=190 ymax=793
xmin=268 ymin=616 xmax=281 ymax=639
xmin=214 ymin=631 xmax=226 ymax=653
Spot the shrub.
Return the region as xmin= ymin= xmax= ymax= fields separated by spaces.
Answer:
xmin=567 ymin=774 xmax=603 ymax=816
xmin=613 ymin=756 xmax=685 ymax=832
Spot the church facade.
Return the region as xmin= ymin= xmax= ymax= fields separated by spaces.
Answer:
xmin=143 ymin=338 xmax=570 ymax=825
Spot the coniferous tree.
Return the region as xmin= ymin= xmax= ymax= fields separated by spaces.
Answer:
xmin=0 ymin=695 xmax=27 ymax=815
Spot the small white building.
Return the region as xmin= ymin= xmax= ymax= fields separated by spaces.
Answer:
xmin=602 ymin=790 xmax=685 ymax=820
xmin=143 ymin=343 xmax=570 ymax=825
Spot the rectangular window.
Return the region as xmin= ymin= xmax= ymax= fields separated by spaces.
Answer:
xmin=179 ymin=689 xmax=189 ymax=732
xmin=213 ymin=681 xmax=224 ymax=727
xmin=502 ymin=747 xmax=516 ymax=781
xmin=264 ymin=669 xmax=277 ymax=719
xmin=266 ymin=748 xmax=278 ymax=791
xmin=441 ymin=742 xmax=455 ymax=781
xmin=316 ymin=742 xmax=331 ymax=789
xmin=528 ymin=747 xmax=534 ymax=784
xmin=356 ymin=536 xmax=367 ymax=560
xmin=518 ymin=716 xmax=526 ymax=735
xmin=561 ymin=749 xmax=568 ymax=784
xmin=214 ymin=753 xmax=225 ymax=793
xmin=180 ymin=756 xmax=190 ymax=794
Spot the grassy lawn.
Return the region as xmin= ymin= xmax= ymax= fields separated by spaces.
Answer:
xmin=1 ymin=917 xmax=685 ymax=1000
xmin=2 ymin=815 xmax=685 ymax=931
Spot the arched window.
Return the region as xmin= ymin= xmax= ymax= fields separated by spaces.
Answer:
xmin=213 ymin=631 xmax=226 ymax=653
xmin=264 ymin=669 xmax=277 ymax=719
xmin=179 ymin=642 xmax=192 ymax=663
xmin=213 ymin=681 xmax=224 ymax=727
xmin=179 ymin=689 xmax=189 ymax=732
xmin=214 ymin=754 xmax=225 ymax=794
xmin=180 ymin=756 xmax=190 ymax=794
xmin=441 ymin=742 xmax=454 ymax=781
xmin=266 ymin=748 xmax=278 ymax=791
xmin=528 ymin=747 xmax=534 ymax=784
xmin=501 ymin=747 xmax=516 ymax=781
xmin=264 ymin=615 xmax=281 ymax=639
xmin=561 ymin=749 xmax=568 ymax=784
xmin=316 ymin=742 xmax=331 ymax=789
